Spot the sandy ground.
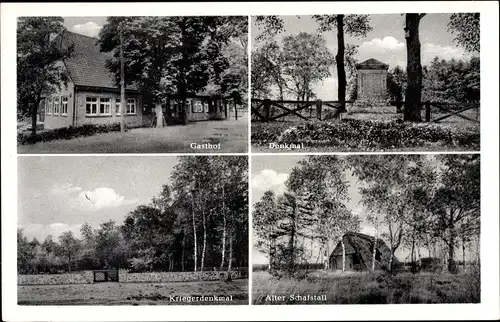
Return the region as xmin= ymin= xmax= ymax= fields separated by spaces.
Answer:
xmin=18 ymin=115 xmax=248 ymax=154
xmin=18 ymin=279 xmax=248 ymax=305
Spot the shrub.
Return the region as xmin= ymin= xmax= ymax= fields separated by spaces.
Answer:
xmin=18 ymin=123 xmax=121 ymax=145
xmin=251 ymin=119 xmax=479 ymax=151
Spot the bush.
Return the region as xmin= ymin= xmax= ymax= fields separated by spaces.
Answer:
xmin=251 ymin=119 xmax=480 ymax=151
xmin=18 ymin=123 xmax=121 ymax=145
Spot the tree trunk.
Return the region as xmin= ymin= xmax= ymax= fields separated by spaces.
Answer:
xmin=336 ymin=15 xmax=346 ymax=111
xmin=120 ymin=25 xmax=126 ymax=132
xmin=227 ymin=228 xmax=233 ymax=272
xmin=448 ymin=234 xmax=457 ymax=273
xmin=404 ymin=14 xmax=424 ymax=122
xmin=201 ymin=209 xmax=207 ymax=272
xmin=155 ymin=103 xmax=164 ymax=128
xmin=68 ymin=255 xmax=71 ymax=272
xmin=181 ymin=234 xmax=185 ymax=272
xmin=462 ymin=239 xmax=466 ymax=268
xmin=191 ymin=195 xmax=197 ymax=272
xmin=411 ymin=235 xmax=416 ymax=273
xmin=389 ymin=245 xmax=394 ymax=273
xmin=220 ymin=186 xmax=226 ymax=270
xmin=31 ymin=102 xmax=38 ymax=137
xmin=371 ymin=228 xmax=378 ymax=272
xmin=341 ymin=239 xmax=346 ymax=272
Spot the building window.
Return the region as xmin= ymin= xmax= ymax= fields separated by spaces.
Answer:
xmin=115 ymin=98 xmax=121 ymax=115
xmin=86 ymin=96 xmax=98 ymax=115
xmin=192 ymin=100 xmax=204 ymax=113
xmin=53 ymin=96 xmax=60 ymax=115
xmin=99 ymin=97 xmax=111 ymax=115
xmin=126 ymin=98 xmax=136 ymax=114
xmin=203 ymin=101 xmax=209 ymax=113
xmin=47 ymin=97 xmax=53 ymax=115
xmin=61 ymin=96 xmax=68 ymax=115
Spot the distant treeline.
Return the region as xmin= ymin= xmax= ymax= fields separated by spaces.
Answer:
xmin=18 ymin=156 xmax=248 ymax=274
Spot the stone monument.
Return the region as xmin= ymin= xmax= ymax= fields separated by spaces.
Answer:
xmin=349 ymin=58 xmax=395 ymax=113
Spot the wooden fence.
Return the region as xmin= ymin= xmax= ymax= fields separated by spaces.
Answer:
xmin=251 ymin=99 xmax=353 ymax=122
xmin=252 ymin=98 xmax=479 ymax=123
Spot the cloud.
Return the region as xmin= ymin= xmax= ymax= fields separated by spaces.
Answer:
xmin=252 ymin=169 xmax=289 ymax=195
xmin=360 ymin=36 xmax=405 ymax=52
xmin=51 ymin=183 xmax=82 ymax=195
xmin=357 ymin=37 xmax=471 ymax=68
xmin=76 ymin=187 xmax=137 ymax=210
xmin=71 ymin=21 xmax=102 ymax=38
xmin=421 ymin=43 xmax=470 ymax=65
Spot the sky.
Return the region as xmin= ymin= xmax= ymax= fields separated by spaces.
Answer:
xmin=251 ymin=14 xmax=475 ymax=100
xmin=63 ymin=17 xmax=107 ymax=38
xmin=18 ymin=156 xmax=177 ymax=241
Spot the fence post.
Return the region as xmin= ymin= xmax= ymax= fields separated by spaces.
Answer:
xmin=396 ymin=101 xmax=403 ymax=113
xmin=316 ymin=100 xmax=322 ymax=120
xmin=425 ymin=101 xmax=431 ymax=122
xmin=263 ymin=99 xmax=271 ymax=122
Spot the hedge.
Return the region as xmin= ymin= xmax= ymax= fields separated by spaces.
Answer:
xmin=251 ymin=119 xmax=480 ymax=151
xmin=18 ymin=123 xmax=122 ymax=145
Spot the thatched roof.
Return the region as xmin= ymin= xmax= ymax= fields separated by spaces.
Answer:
xmin=329 ymin=232 xmax=397 ymax=271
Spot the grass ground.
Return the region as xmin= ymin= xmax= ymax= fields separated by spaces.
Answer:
xmin=18 ymin=279 xmax=248 ymax=305
xmin=251 ymin=111 xmax=479 ymax=153
xmin=18 ymin=115 xmax=248 ymax=154
xmin=252 ymin=270 xmax=480 ymax=305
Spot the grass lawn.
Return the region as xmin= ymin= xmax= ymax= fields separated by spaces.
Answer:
xmin=252 ymin=269 xmax=480 ymax=305
xmin=18 ymin=279 xmax=248 ymax=305
xmin=18 ymin=117 xmax=248 ymax=154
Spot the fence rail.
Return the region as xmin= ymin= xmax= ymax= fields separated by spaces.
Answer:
xmin=252 ymin=98 xmax=479 ymax=123
xmin=251 ymin=99 xmax=354 ymax=122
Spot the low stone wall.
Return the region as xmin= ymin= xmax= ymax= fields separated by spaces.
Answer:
xmin=120 ymin=270 xmax=244 ymax=283
xmin=18 ymin=271 xmax=93 ymax=285
xmin=19 ymin=270 xmax=246 ymax=285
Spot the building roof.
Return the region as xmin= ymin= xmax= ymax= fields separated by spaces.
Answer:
xmin=329 ymin=232 xmax=397 ymax=270
xmin=56 ymin=30 xmax=137 ymax=91
xmin=356 ymin=58 xmax=389 ymax=70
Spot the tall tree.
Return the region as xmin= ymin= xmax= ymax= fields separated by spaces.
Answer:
xmin=17 ymin=17 xmax=74 ymax=136
xmin=281 ymin=32 xmax=333 ymax=101
xmin=428 ymin=154 xmax=480 ymax=274
xmin=314 ymin=15 xmax=372 ymax=109
xmin=253 ymin=190 xmax=280 ymax=270
xmin=403 ymin=13 xmax=426 ymax=122
xmin=58 ymin=231 xmax=80 ymax=272
xmin=448 ymin=13 xmax=480 ymax=54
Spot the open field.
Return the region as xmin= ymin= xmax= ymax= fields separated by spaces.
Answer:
xmin=252 ymin=269 xmax=480 ymax=305
xmin=18 ymin=279 xmax=248 ymax=305
xmin=18 ymin=116 xmax=248 ymax=154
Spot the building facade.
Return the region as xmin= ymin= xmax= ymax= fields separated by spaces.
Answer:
xmin=43 ymin=30 xmax=227 ymax=130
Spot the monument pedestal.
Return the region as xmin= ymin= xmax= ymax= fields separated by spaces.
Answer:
xmin=350 ymin=58 xmax=395 ymax=114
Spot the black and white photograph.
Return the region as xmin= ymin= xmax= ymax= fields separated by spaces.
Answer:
xmin=17 ymin=16 xmax=248 ymax=153
xmin=251 ymin=13 xmax=480 ymax=152
xmin=17 ymin=156 xmax=249 ymax=305
xmin=252 ymin=154 xmax=480 ymax=304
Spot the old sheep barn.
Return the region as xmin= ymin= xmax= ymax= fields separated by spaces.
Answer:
xmin=329 ymin=233 xmax=396 ymax=271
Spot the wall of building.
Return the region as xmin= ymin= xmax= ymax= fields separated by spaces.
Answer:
xmin=184 ymin=98 xmax=227 ymax=122
xmin=43 ymin=82 xmax=75 ymax=130
xmin=74 ymin=90 xmax=143 ymax=128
